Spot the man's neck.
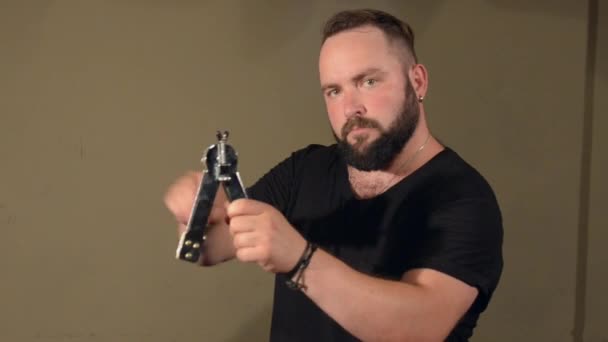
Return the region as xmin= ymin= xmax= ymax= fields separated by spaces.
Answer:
xmin=347 ymin=132 xmax=443 ymax=199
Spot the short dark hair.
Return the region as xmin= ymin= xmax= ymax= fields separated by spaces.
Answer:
xmin=322 ymin=9 xmax=418 ymax=64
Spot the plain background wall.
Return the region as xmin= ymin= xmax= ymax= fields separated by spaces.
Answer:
xmin=585 ymin=1 xmax=607 ymax=341
xmin=0 ymin=1 xmax=604 ymax=341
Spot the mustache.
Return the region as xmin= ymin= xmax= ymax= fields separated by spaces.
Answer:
xmin=341 ymin=116 xmax=382 ymax=139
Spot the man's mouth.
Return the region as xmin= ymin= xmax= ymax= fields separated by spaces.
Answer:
xmin=350 ymin=126 xmax=368 ymax=134
xmin=348 ymin=126 xmax=377 ymax=138
xmin=341 ymin=117 xmax=382 ymax=140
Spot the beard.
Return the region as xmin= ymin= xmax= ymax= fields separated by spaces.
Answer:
xmin=333 ymin=80 xmax=420 ymax=171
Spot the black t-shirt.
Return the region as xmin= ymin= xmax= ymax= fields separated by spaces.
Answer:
xmin=248 ymin=144 xmax=503 ymax=342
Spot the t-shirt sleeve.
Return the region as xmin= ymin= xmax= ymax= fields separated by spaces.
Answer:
xmin=404 ymin=197 xmax=504 ymax=311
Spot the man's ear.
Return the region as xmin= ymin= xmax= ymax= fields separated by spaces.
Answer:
xmin=409 ymin=63 xmax=429 ymax=100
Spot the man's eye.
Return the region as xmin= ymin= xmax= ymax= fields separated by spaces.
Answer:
xmin=327 ymin=89 xmax=339 ymax=97
xmin=363 ymin=79 xmax=377 ymax=87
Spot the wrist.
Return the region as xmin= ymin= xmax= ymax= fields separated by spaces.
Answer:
xmin=283 ymin=241 xmax=318 ymax=291
xmin=283 ymin=239 xmax=310 ymax=279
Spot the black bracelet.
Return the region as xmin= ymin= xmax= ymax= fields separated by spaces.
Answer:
xmin=286 ymin=242 xmax=318 ymax=291
xmin=283 ymin=241 xmax=311 ymax=280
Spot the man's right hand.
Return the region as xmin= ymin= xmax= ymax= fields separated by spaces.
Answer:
xmin=163 ymin=171 xmax=236 ymax=265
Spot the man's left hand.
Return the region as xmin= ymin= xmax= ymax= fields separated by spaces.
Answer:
xmin=226 ymin=199 xmax=306 ymax=273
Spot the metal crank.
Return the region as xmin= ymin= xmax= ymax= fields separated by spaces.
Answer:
xmin=176 ymin=130 xmax=248 ymax=264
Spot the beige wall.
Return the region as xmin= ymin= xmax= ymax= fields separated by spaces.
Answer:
xmin=585 ymin=1 xmax=607 ymax=342
xmin=0 ymin=1 xmax=603 ymax=341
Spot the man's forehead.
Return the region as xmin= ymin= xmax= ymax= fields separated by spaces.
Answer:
xmin=320 ymin=35 xmax=411 ymax=82
xmin=320 ymin=32 xmax=388 ymax=71
xmin=319 ymin=29 xmax=402 ymax=78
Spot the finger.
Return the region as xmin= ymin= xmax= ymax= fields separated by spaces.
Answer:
xmin=227 ymin=199 xmax=270 ymax=218
xmin=232 ymin=231 xmax=258 ymax=249
xmin=164 ymin=171 xmax=201 ymax=223
xmin=228 ymin=216 xmax=256 ymax=235
xmin=190 ymin=170 xmax=203 ymax=184
xmin=235 ymin=246 xmax=266 ymax=263
xmin=167 ymin=199 xmax=190 ymax=225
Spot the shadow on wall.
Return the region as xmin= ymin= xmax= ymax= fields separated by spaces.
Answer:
xmin=224 ymin=303 xmax=273 ymax=342
xmin=598 ymin=15 xmax=606 ymax=86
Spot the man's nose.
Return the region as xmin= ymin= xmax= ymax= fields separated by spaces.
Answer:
xmin=342 ymin=89 xmax=366 ymax=118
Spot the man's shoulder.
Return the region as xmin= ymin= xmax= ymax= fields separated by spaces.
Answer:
xmin=248 ymin=143 xmax=341 ymax=210
xmin=257 ymin=143 xmax=341 ymax=184
xmin=420 ymin=147 xmax=499 ymax=203
xmin=277 ymin=143 xmax=341 ymax=171
xmin=288 ymin=143 xmax=339 ymax=161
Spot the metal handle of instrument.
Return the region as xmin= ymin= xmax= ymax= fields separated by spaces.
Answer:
xmin=176 ymin=131 xmax=248 ymax=264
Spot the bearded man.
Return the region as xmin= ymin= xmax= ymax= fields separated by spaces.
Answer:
xmin=165 ymin=8 xmax=503 ymax=342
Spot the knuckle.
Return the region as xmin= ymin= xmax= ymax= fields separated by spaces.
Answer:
xmin=230 ymin=217 xmax=243 ymax=231
xmin=233 ymin=199 xmax=247 ymax=212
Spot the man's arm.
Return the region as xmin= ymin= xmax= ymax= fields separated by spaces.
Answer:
xmin=226 ymin=198 xmax=479 ymax=342
xmin=300 ymin=249 xmax=477 ymax=342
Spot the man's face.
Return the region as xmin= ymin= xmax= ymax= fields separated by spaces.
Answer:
xmin=319 ymin=26 xmax=420 ymax=171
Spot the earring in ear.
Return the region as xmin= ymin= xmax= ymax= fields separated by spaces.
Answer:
xmin=418 ymin=95 xmax=424 ymax=103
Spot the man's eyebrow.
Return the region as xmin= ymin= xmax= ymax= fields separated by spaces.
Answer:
xmin=321 ymin=82 xmax=339 ymax=92
xmin=321 ymin=68 xmax=386 ymax=92
xmin=351 ymin=67 xmax=385 ymax=83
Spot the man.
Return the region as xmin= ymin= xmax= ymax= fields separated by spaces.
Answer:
xmin=165 ymin=9 xmax=503 ymax=342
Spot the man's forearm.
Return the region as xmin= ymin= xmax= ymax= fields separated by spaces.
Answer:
xmin=299 ymin=249 xmax=471 ymax=342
